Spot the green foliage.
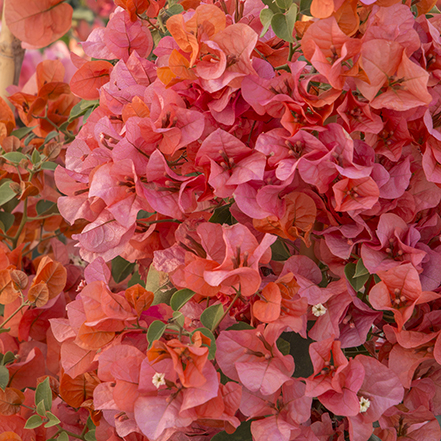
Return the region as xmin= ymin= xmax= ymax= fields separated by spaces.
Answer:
xmin=24 ymin=415 xmax=44 ymax=429
xmin=147 ymin=320 xmax=167 ymax=348
xmin=35 ymin=377 xmax=52 ymax=412
xmin=209 ymin=204 xmax=236 ymax=225
xmin=191 ymin=327 xmax=216 ymax=360
xmin=0 ymin=181 xmax=17 ymax=206
xmin=276 ymin=337 xmax=290 ymax=355
xmin=128 ymin=271 xmax=144 ymax=287
xmin=226 ymin=322 xmax=255 ymax=331
xmin=345 ymin=260 xmax=370 ymax=292
xmin=111 ymin=256 xmax=136 ymax=284
xmin=260 ymin=8 xmax=274 ymax=37
xmin=0 ymin=212 xmax=15 ymax=233
xmin=170 ymin=288 xmax=196 ymax=311
xmin=58 ymin=432 xmax=69 ymax=441
xmin=275 ymin=0 xmax=293 ymax=11
xmin=2 ymin=152 xmax=27 ymax=164
xmin=271 ymin=3 xmax=298 ymax=42
xmin=299 ymin=0 xmax=312 ymax=15
xmin=0 ymin=365 xmax=9 ymax=390
xmin=10 ymin=126 xmax=37 ymax=140
xmin=271 ymin=239 xmax=291 ymax=261
xmin=44 ymin=411 xmax=61 ymax=428
xmin=40 ymin=162 xmax=58 ymax=170
xmin=212 ymin=420 xmax=252 ymax=440
xmin=36 ymin=200 xmax=59 ymax=216
xmin=200 ymin=304 xmax=224 ymax=331
xmin=68 ymin=100 xmax=99 ymax=123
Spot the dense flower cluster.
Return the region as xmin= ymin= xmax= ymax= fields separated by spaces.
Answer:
xmin=2 ymin=0 xmax=441 ymax=440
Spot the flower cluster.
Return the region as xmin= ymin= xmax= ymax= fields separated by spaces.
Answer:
xmin=2 ymin=0 xmax=441 ymax=440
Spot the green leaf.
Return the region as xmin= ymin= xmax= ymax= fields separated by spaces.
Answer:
xmin=24 ymin=132 xmax=37 ymax=146
xmin=171 ymin=311 xmax=185 ymax=328
xmin=87 ymin=415 xmax=96 ymax=430
xmin=111 ymin=256 xmax=135 ymax=284
xmin=31 ymin=149 xmax=42 ymax=164
xmin=170 ymin=288 xmax=195 ymax=311
xmin=271 ymin=239 xmax=290 ymax=261
xmin=165 ymin=4 xmax=184 ymax=16
xmin=368 ymin=435 xmax=382 ymax=441
xmin=147 ymin=265 xmax=174 ymax=306
xmin=275 ymin=0 xmax=292 ymax=10
xmin=35 ymin=377 xmax=52 ymax=411
xmin=40 ymin=161 xmax=58 ymax=170
xmin=212 ymin=420 xmax=252 ymax=440
xmin=281 ymin=330 xmax=314 ymax=378
xmin=354 ymin=259 xmax=369 ymax=278
xmin=44 ymin=411 xmax=61 ymax=428
xmin=345 ymin=263 xmax=370 ymax=292
xmin=1 ymin=351 xmax=15 ymax=365
xmin=58 ymin=121 xmax=70 ymax=133
xmin=276 ymin=337 xmax=290 ymax=356
xmin=44 ymin=131 xmax=59 ymax=145
xmin=285 ymin=3 xmax=298 ymax=36
xmin=261 ymin=0 xmax=281 ymax=13
xmin=10 ymin=126 xmax=37 ymax=140
xmin=72 ymin=7 xmax=95 ymax=21
xmin=209 ymin=204 xmax=236 ymax=225
xmin=128 ymin=271 xmax=143 ymax=288
xmin=0 ymin=328 xmax=11 ymax=334
xmin=2 ymin=197 xmax=19 ymax=213
xmin=226 ymin=321 xmax=255 ymax=331
xmin=24 ymin=415 xmax=43 ymax=429
xmin=0 ymin=365 xmax=9 ymax=390
xmin=137 ymin=210 xmax=155 ymax=220
xmin=36 ymin=399 xmax=47 ymax=416
xmin=271 ymin=13 xmax=293 ymax=42
xmin=299 ymin=0 xmax=312 ymax=15
xmin=260 ymin=8 xmax=274 ymax=37
xmin=0 ymin=212 xmax=14 ymax=233
xmin=191 ymin=327 xmax=216 ymax=360
xmin=36 ymin=200 xmax=58 ymax=216
xmin=145 ymin=264 xmax=161 ymax=293
xmin=58 ymin=432 xmax=69 ymax=441
xmin=68 ymin=100 xmax=99 ymax=123
xmin=200 ymin=304 xmax=224 ymax=331
xmin=85 ymin=430 xmax=97 ymax=441
xmin=0 ymin=181 xmax=17 ymax=206
xmin=153 ymin=287 xmax=176 ymax=306
xmin=2 ymin=152 xmax=27 ymax=164
xmin=146 ymin=320 xmax=167 ymax=348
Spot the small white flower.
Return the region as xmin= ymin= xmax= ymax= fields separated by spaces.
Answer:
xmin=152 ymin=372 xmax=166 ymax=388
xmin=312 ymin=303 xmax=327 ymax=317
xmin=359 ymin=396 xmax=371 ymax=413
xmin=69 ymin=254 xmax=87 ymax=268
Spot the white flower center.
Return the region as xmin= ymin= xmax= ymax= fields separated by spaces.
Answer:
xmin=312 ymin=303 xmax=327 ymax=317
xmin=152 ymin=372 xmax=166 ymax=388
xmin=359 ymin=396 xmax=371 ymax=413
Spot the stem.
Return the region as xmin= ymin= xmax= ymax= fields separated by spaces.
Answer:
xmin=213 ymin=289 xmax=242 ymax=330
xmin=141 ymin=15 xmax=160 ymax=32
xmin=55 ymin=425 xmax=86 ymax=440
xmin=27 ymin=213 xmax=58 ymax=221
xmin=80 ymin=425 xmax=88 ymax=438
xmin=0 ymin=2 xmax=25 ymax=108
xmin=22 ymin=231 xmax=65 ymax=257
xmin=0 ymin=300 xmax=29 ymax=329
xmin=137 ymin=219 xmax=182 ymax=226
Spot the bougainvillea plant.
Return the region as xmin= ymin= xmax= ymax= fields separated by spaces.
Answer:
xmin=2 ymin=0 xmax=441 ymax=440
